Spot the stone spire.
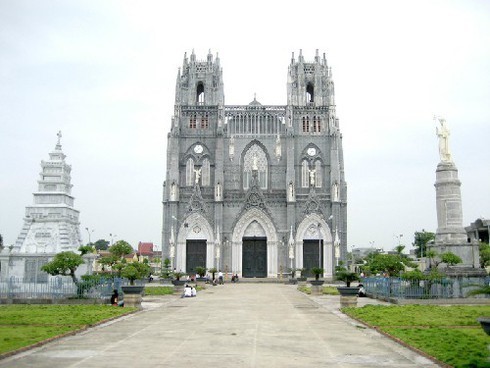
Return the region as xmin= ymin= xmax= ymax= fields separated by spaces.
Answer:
xmin=13 ymin=132 xmax=82 ymax=254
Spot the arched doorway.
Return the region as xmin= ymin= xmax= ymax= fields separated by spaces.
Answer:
xmin=231 ymin=208 xmax=278 ymax=278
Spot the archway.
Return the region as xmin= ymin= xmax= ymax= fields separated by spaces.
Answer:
xmin=231 ymin=208 xmax=278 ymax=277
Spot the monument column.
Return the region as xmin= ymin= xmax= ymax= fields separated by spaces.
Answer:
xmin=433 ymin=117 xmax=480 ymax=269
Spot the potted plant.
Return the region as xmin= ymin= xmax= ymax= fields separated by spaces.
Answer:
xmin=466 ymin=284 xmax=490 ymax=335
xmin=120 ymin=262 xmax=151 ymax=308
xmin=288 ymin=268 xmax=298 ymax=284
xmin=309 ymin=267 xmax=324 ymax=295
xmin=335 ymin=268 xmax=360 ymax=307
xmin=208 ymin=267 xmax=217 ymax=282
xmin=195 ymin=266 xmax=207 ymax=283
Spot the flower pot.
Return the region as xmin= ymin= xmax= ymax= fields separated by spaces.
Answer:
xmin=477 ymin=317 xmax=490 ymax=336
xmin=172 ymin=279 xmax=187 ymax=293
xmin=310 ymin=280 xmax=324 ymax=295
xmin=121 ymin=285 xmax=145 ymax=309
xmin=336 ymin=286 xmax=359 ymax=308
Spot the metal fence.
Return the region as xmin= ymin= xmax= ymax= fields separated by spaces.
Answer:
xmin=362 ymin=276 xmax=490 ymax=299
xmin=0 ymin=276 xmax=145 ymax=300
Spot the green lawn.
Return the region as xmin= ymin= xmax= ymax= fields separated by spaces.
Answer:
xmin=0 ymin=305 xmax=135 ymax=355
xmin=343 ymin=305 xmax=490 ymax=368
xmin=297 ymin=285 xmax=340 ymax=295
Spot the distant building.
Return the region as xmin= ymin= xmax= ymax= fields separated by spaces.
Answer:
xmin=465 ymin=218 xmax=490 ymax=244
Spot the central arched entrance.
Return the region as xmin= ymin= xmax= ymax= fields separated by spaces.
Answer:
xmin=242 ymin=236 xmax=267 ymax=277
xmin=231 ymin=208 xmax=278 ymax=278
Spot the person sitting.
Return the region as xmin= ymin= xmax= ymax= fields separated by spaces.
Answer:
xmin=110 ymin=290 xmax=124 ymax=307
xmin=182 ymin=284 xmax=192 ymax=298
xmin=358 ymin=284 xmax=366 ymax=297
xmin=191 ymin=286 xmax=197 ymax=297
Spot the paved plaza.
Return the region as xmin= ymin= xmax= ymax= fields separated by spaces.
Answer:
xmin=0 ymin=283 xmax=439 ymax=368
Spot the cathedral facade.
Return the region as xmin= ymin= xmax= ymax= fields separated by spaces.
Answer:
xmin=161 ymin=50 xmax=347 ymax=279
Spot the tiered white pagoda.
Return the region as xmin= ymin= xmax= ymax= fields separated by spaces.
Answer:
xmin=13 ymin=131 xmax=83 ymax=253
xmin=1 ymin=132 xmax=88 ymax=282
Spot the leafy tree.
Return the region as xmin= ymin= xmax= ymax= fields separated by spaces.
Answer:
xmin=311 ymin=267 xmax=324 ymax=280
xmin=93 ymin=239 xmax=110 ymax=251
xmin=335 ymin=268 xmax=359 ymax=287
xmin=41 ymin=251 xmax=85 ymax=295
xmin=362 ymin=253 xmax=415 ymax=277
xmin=440 ymin=252 xmax=462 ymax=266
xmin=479 ymin=242 xmax=490 ymax=268
xmin=413 ymin=230 xmax=435 ymax=258
xmin=109 ymin=240 xmax=133 ymax=258
xmin=394 ymin=245 xmax=406 ymax=255
xmin=78 ymin=245 xmax=95 ymax=255
xmin=120 ymin=262 xmax=151 ymax=285
xmin=98 ymin=240 xmax=133 ymax=275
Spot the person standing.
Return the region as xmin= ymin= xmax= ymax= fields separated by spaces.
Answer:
xmin=218 ymin=270 xmax=224 ymax=285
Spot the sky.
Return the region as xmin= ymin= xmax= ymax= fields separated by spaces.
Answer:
xmin=1 ymin=0 xmax=489 ymax=253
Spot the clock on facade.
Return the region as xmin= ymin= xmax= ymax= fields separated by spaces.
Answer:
xmin=194 ymin=144 xmax=203 ymax=154
xmin=307 ymin=147 xmax=316 ymax=156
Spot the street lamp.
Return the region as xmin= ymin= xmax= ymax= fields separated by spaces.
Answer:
xmin=85 ymin=227 xmax=94 ymax=245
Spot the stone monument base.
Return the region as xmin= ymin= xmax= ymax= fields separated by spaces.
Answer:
xmin=431 ymin=243 xmax=480 ymax=269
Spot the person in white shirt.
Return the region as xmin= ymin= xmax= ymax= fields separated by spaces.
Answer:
xmin=182 ymin=284 xmax=192 ymax=298
xmin=191 ymin=286 xmax=197 ymax=297
xmin=218 ymin=271 xmax=224 ymax=285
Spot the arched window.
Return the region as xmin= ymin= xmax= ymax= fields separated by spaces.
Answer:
xmin=315 ymin=160 xmax=322 ymax=188
xmin=196 ymin=82 xmax=204 ymax=105
xmin=201 ymin=158 xmax=210 ymax=186
xmin=189 ymin=114 xmax=197 ymax=129
xmin=186 ymin=158 xmax=194 ymax=186
xmin=243 ymin=144 xmax=268 ymax=190
xmin=301 ymin=160 xmax=309 ymax=188
xmin=306 ymin=83 xmax=314 ymax=103
xmin=313 ymin=116 xmax=321 ymax=133
xmin=302 ymin=116 xmax=310 ymax=132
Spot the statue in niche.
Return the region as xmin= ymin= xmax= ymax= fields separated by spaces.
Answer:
xmin=435 ymin=116 xmax=452 ymax=162
xmin=215 ymin=182 xmax=222 ymax=200
xmin=170 ymin=181 xmax=177 ymax=200
xmin=332 ymin=182 xmax=339 ymax=202
xmin=252 ymin=153 xmax=258 ymax=171
xmin=194 ymin=167 xmax=202 ymax=184
xmin=309 ymin=168 xmax=316 ymax=186
xmin=288 ymin=181 xmax=294 ymax=201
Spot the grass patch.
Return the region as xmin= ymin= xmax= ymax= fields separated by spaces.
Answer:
xmin=144 ymin=286 xmax=175 ymax=295
xmin=343 ymin=305 xmax=490 ymax=367
xmin=0 ymin=304 xmax=135 ymax=355
xmin=297 ymin=286 xmax=339 ymax=295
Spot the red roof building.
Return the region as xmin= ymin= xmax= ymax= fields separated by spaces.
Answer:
xmin=138 ymin=242 xmax=155 ymax=257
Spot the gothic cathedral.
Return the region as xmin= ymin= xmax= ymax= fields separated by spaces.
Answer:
xmin=162 ymin=50 xmax=347 ymax=279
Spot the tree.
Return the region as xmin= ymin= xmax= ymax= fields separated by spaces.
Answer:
xmin=413 ymin=230 xmax=435 ymax=258
xmin=93 ymin=239 xmax=110 ymax=251
xmin=78 ymin=245 xmax=95 ymax=255
xmin=479 ymin=242 xmax=490 ymax=268
xmin=98 ymin=240 xmax=134 ymax=275
xmin=394 ymin=245 xmax=405 ymax=256
xmin=120 ymin=262 xmax=151 ymax=285
xmin=41 ymin=251 xmax=85 ymax=295
xmin=440 ymin=252 xmax=462 ymax=266
xmin=362 ymin=253 xmax=415 ymax=277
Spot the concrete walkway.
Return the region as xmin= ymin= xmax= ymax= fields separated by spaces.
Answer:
xmin=0 ymin=283 xmax=439 ymax=368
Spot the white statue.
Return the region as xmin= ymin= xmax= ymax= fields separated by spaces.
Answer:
xmin=435 ymin=117 xmax=452 ymax=162
xmin=252 ymin=153 xmax=258 ymax=171
xmin=309 ymin=168 xmax=316 ymax=186
xmin=288 ymin=181 xmax=294 ymax=201
xmin=288 ymin=244 xmax=295 ymax=259
xmin=194 ymin=167 xmax=201 ymax=184
xmin=332 ymin=182 xmax=339 ymax=202
xmin=215 ymin=182 xmax=221 ymax=200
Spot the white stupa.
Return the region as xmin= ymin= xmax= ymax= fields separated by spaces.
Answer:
xmin=13 ymin=131 xmax=82 ymax=254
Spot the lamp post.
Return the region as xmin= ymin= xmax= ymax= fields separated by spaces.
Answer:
xmin=85 ymin=227 xmax=94 ymax=245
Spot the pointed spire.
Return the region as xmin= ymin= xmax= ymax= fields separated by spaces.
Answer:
xmin=55 ymin=130 xmax=62 ymax=150
xmin=315 ymin=49 xmax=319 ymax=63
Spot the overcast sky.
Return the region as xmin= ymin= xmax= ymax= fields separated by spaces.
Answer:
xmin=1 ymin=0 xmax=489 ymax=253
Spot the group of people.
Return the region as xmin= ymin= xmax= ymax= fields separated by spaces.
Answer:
xmin=182 ymin=284 xmax=197 ymax=298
